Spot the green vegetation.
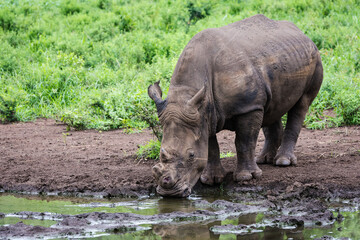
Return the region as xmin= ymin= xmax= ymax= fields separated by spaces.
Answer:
xmin=0 ymin=0 xmax=359 ymax=133
xmin=0 ymin=194 xmax=158 ymax=215
xmin=137 ymin=139 xmax=161 ymax=160
xmin=0 ymin=95 xmax=17 ymax=123
xmin=220 ymin=151 xmax=236 ymax=159
xmin=303 ymin=211 xmax=360 ymax=239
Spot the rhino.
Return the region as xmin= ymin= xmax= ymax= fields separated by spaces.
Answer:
xmin=148 ymin=15 xmax=323 ymax=197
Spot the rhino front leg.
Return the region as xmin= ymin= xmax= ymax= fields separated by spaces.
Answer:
xmin=234 ymin=110 xmax=263 ymax=181
xmin=256 ymin=119 xmax=283 ymax=165
xmin=200 ymin=135 xmax=226 ymax=186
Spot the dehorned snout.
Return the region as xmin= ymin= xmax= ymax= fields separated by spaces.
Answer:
xmin=152 ymin=162 xmax=177 ymax=189
xmin=159 ymin=175 xmax=176 ymax=189
xmin=152 ymin=163 xmax=165 ymax=180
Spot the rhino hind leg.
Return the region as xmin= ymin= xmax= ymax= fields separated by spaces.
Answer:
xmin=256 ymin=119 xmax=283 ymax=165
xmin=275 ymin=60 xmax=323 ymax=166
xmin=233 ymin=110 xmax=263 ymax=181
xmin=274 ymin=99 xmax=308 ymax=166
xmin=200 ymin=135 xmax=226 ymax=186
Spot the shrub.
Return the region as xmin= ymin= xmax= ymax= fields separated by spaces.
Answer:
xmin=0 ymin=7 xmax=17 ymax=32
xmin=60 ymin=111 xmax=87 ymax=130
xmin=117 ymin=15 xmax=134 ymax=33
xmin=335 ymin=91 xmax=360 ymax=126
xmin=0 ymin=42 xmax=20 ymax=73
xmin=136 ymin=139 xmax=161 ymax=160
xmin=133 ymin=102 xmax=162 ymax=141
xmin=61 ymin=0 xmax=81 ymax=15
xmin=97 ymin=0 xmax=110 ymax=10
xmin=187 ymin=1 xmax=212 ymax=25
xmin=0 ymin=95 xmax=17 ymax=123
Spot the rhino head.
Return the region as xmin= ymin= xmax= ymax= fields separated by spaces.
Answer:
xmin=148 ymin=81 xmax=208 ymax=197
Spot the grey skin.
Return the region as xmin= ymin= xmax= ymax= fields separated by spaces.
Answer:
xmin=148 ymin=15 xmax=323 ymax=197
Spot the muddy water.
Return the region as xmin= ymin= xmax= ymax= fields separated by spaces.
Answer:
xmin=0 ymin=193 xmax=359 ymax=239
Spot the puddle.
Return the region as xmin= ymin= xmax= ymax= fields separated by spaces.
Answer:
xmin=0 ymin=194 xmax=158 ymax=215
xmin=0 ymin=193 xmax=359 ymax=239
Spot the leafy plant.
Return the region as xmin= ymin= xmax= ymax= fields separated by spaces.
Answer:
xmin=187 ymin=1 xmax=212 ymax=25
xmin=133 ymin=103 xmax=163 ymax=141
xmin=220 ymin=151 xmax=236 ymax=159
xmin=0 ymin=7 xmax=17 ymax=32
xmin=60 ymin=111 xmax=87 ymax=130
xmin=136 ymin=139 xmax=161 ymax=160
xmin=334 ymin=90 xmax=360 ymax=126
xmin=0 ymin=95 xmax=18 ymax=123
xmin=61 ymin=0 xmax=81 ymax=15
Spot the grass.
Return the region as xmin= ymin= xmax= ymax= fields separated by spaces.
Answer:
xmin=136 ymin=139 xmax=161 ymax=160
xmin=220 ymin=152 xmax=236 ymax=159
xmin=0 ymin=0 xmax=359 ymax=133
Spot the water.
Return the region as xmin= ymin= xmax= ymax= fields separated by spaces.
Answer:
xmin=0 ymin=193 xmax=359 ymax=239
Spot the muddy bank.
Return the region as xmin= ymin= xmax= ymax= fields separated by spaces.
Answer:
xmin=1 ymin=119 xmax=359 ymax=199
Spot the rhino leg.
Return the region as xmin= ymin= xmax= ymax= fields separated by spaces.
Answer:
xmin=256 ymin=119 xmax=283 ymax=165
xmin=275 ymin=60 xmax=323 ymax=166
xmin=274 ymin=100 xmax=307 ymax=166
xmin=234 ymin=110 xmax=263 ymax=181
xmin=200 ymin=135 xmax=226 ymax=186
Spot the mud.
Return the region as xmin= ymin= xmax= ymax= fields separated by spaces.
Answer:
xmin=0 ymin=119 xmax=359 ymax=238
xmin=1 ymin=119 xmax=359 ymax=198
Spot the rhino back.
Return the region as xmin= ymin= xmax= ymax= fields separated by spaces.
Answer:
xmin=167 ymin=15 xmax=320 ymax=130
xmin=210 ymin=15 xmax=320 ymax=125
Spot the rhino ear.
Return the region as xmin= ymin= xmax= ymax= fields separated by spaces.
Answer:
xmin=148 ymin=81 xmax=162 ymax=100
xmin=148 ymin=81 xmax=167 ymax=115
xmin=187 ymin=86 xmax=206 ymax=109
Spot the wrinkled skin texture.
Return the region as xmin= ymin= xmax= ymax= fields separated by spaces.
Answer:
xmin=148 ymin=15 xmax=323 ymax=197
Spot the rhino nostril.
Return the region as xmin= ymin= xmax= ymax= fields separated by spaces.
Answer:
xmin=163 ymin=176 xmax=170 ymax=183
xmin=161 ymin=176 xmax=175 ymax=189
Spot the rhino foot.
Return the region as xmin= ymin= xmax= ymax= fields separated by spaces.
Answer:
xmin=255 ymin=153 xmax=276 ymax=165
xmin=275 ymin=153 xmax=297 ymax=166
xmin=200 ymin=164 xmax=226 ymax=186
xmin=234 ymin=168 xmax=262 ymax=182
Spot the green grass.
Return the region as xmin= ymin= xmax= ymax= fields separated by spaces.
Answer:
xmin=0 ymin=0 xmax=359 ymax=130
xmin=220 ymin=152 xmax=236 ymax=159
xmin=136 ymin=139 xmax=161 ymax=160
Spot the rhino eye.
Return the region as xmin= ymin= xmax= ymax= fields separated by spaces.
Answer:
xmin=189 ymin=152 xmax=195 ymax=159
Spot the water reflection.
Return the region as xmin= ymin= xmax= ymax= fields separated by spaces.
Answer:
xmin=237 ymin=214 xmax=305 ymax=240
xmin=151 ymin=208 xmax=307 ymax=240
xmin=157 ymin=198 xmax=199 ymax=214
xmin=153 ymin=198 xmax=218 ymax=239
xmin=238 ymin=212 xmax=257 ymax=225
xmin=244 ymin=227 xmax=304 ymax=240
xmin=152 ymin=222 xmax=221 ymax=240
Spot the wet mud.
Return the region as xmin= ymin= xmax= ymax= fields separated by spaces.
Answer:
xmin=1 ymin=191 xmax=359 ymax=239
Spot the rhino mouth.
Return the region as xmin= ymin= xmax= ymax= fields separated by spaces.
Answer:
xmin=156 ymin=181 xmax=191 ymax=197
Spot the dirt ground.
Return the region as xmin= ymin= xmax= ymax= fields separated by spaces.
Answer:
xmin=0 ymin=119 xmax=359 ymax=198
